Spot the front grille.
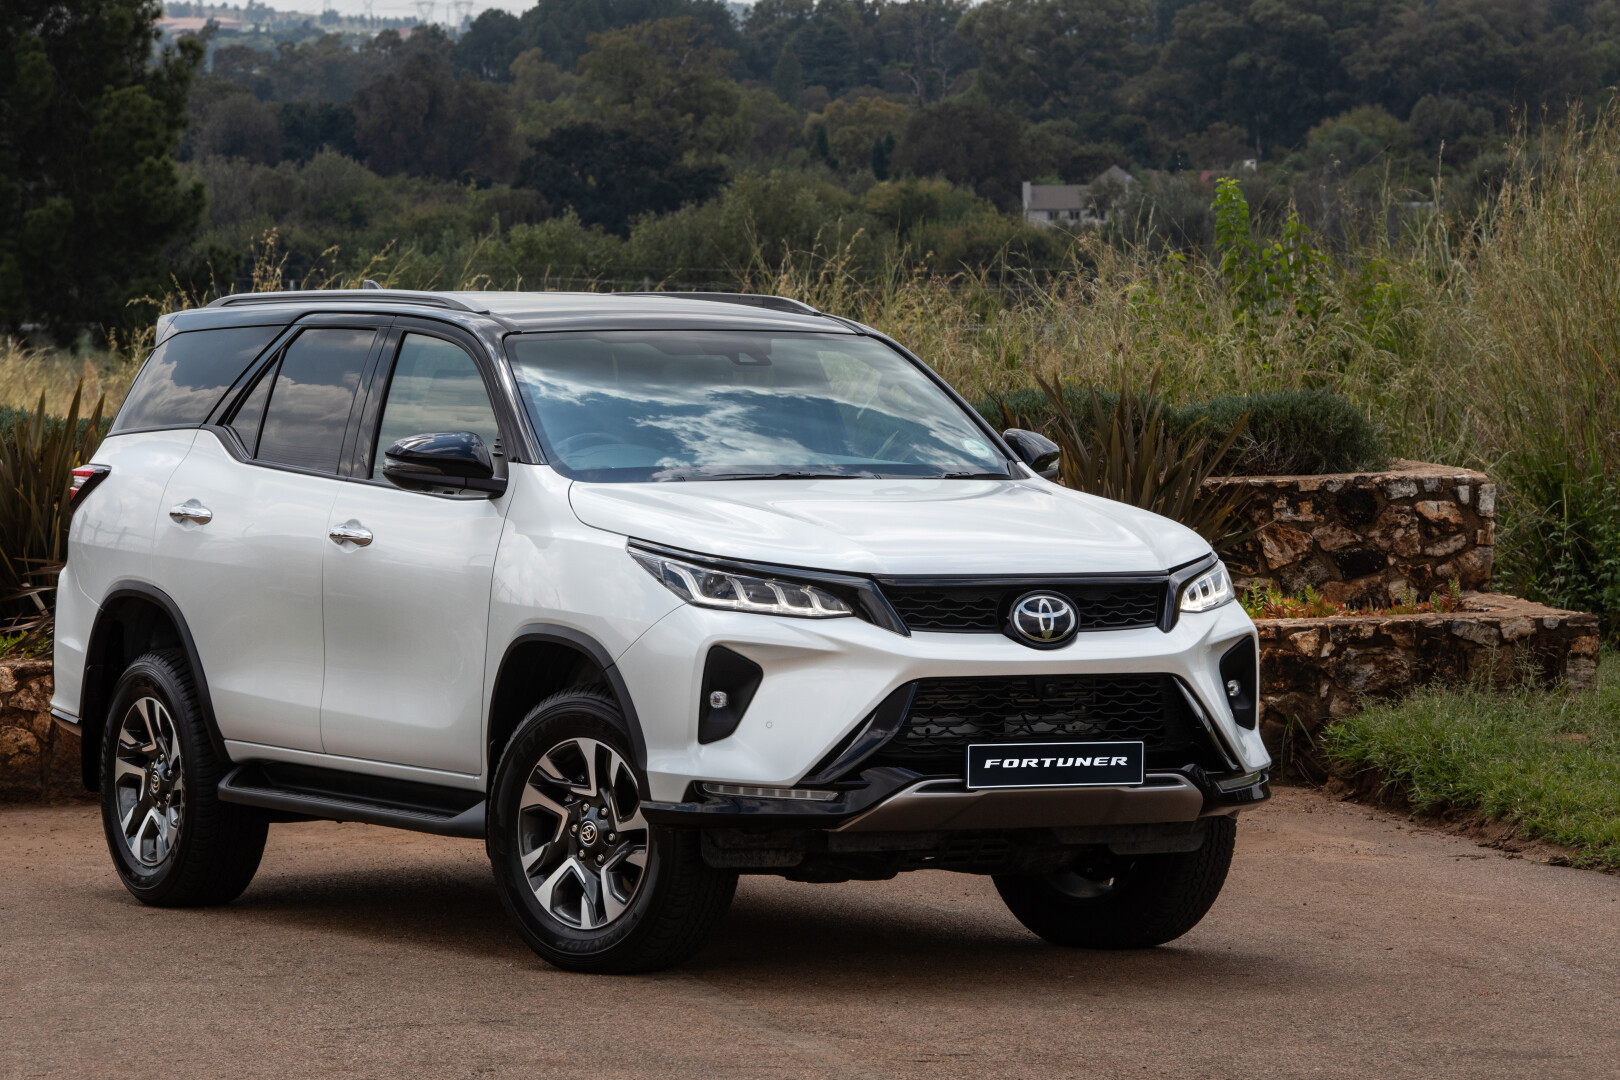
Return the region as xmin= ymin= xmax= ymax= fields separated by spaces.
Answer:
xmin=881 ymin=581 xmax=1164 ymax=633
xmin=864 ymin=674 xmax=1221 ymax=774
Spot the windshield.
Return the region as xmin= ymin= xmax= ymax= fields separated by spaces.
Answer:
xmin=506 ymin=331 xmax=1012 ymax=483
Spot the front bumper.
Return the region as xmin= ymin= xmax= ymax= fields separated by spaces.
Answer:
xmin=618 ymin=596 xmax=1270 ymax=803
xmin=642 ymin=764 xmax=1270 ymax=830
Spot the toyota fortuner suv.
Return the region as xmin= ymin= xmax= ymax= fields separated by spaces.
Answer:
xmin=53 ymin=289 xmax=1268 ymax=973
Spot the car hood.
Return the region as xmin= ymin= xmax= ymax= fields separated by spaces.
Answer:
xmin=566 ymin=477 xmax=1210 ymax=576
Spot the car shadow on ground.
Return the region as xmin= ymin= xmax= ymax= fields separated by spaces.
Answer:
xmin=211 ymin=859 xmax=1292 ymax=991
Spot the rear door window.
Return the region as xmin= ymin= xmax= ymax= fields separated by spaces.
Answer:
xmin=252 ymin=328 xmax=377 ymax=473
xmin=112 ymin=326 xmax=281 ymax=432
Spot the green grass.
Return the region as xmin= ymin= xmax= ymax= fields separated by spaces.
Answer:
xmin=1325 ymin=651 xmax=1620 ymax=869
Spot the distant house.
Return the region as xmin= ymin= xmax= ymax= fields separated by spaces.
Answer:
xmin=155 ymin=16 xmax=243 ymax=34
xmin=1021 ymin=166 xmax=1137 ymax=227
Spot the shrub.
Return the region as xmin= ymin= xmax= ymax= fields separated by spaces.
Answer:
xmin=1 ymin=387 xmax=106 ymax=643
xmin=1036 ymin=370 xmax=1252 ymax=552
xmin=979 ymin=385 xmax=1385 ymax=477
xmin=1183 ymin=388 xmax=1388 ymax=475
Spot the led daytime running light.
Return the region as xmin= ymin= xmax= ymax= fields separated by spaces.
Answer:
xmin=1180 ymin=561 xmax=1234 ymax=613
xmin=632 ymin=550 xmax=854 ymax=619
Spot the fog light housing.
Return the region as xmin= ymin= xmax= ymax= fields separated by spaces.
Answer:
xmin=1219 ymin=636 xmax=1258 ymax=730
xmin=698 ymin=646 xmax=762 ymax=744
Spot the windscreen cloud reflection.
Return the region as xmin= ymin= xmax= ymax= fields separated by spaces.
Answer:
xmin=507 ymin=332 xmax=1013 ymax=483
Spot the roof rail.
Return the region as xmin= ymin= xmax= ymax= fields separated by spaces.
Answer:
xmin=206 ymin=289 xmax=476 ymax=312
xmin=621 ymin=291 xmax=820 ymax=316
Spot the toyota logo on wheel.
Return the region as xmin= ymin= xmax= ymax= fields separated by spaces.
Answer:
xmin=1007 ymin=591 xmax=1080 ymax=648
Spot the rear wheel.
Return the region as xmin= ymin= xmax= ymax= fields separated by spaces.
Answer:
xmin=993 ymin=816 xmax=1237 ymax=949
xmin=488 ymin=691 xmax=736 ymax=973
xmin=100 ymin=651 xmax=267 ymax=906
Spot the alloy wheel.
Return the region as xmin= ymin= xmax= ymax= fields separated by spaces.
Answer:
xmin=112 ymin=696 xmax=185 ymax=867
xmin=516 ymin=737 xmax=650 ymax=930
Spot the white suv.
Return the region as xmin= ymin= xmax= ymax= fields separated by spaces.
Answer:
xmin=53 ymin=290 xmax=1268 ymax=972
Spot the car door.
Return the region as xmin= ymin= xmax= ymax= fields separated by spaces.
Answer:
xmin=317 ymin=324 xmax=510 ymax=775
xmin=155 ymin=320 xmax=384 ymax=754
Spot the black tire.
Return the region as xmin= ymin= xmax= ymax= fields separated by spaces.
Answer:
xmin=99 ymin=650 xmax=268 ymax=906
xmin=488 ymin=690 xmax=737 ymax=974
xmin=993 ymin=816 xmax=1237 ymax=949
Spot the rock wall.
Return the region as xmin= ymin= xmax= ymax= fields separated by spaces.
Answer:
xmin=0 ymin=658 xmax=83 ymax=801
xmin=1207 ymin=460 xmax=1494 ymax=606
xmin=1257 ymin=594 xmax=1600 ymax=770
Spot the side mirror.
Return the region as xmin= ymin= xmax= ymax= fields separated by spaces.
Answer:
xmin=383 ymin=431 xmax=507 ymax=495
xmin=1002 ymin=428 xmax=1061 ymax=480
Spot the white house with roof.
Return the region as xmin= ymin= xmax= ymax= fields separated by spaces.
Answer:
xmin=1022 ymin=165 xmax=1137 ymax=227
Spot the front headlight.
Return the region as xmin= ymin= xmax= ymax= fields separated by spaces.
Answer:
xmin=1180 ymin=560 xmax=1234 ymax=613
xmin=631 ymin=549 xmax=855 ymax=618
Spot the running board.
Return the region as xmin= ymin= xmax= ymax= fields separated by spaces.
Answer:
xmin=218 ymin=762 xmax=486 ymax=839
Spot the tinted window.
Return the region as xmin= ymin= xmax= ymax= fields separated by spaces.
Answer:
xmin=371 ymin=334 xmax=500 ymax=480
xmin=256 ymin=328 xmax=375 ymax=473
xmin=227 ymin=363 xmax=273 ymax=455
xmin=112 ymin=326 xmax=281 ymax=432
xmin=507 ymin=331 xmax=1010 ymax=483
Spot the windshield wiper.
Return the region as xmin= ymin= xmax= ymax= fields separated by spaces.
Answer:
xmin=686 ymin=470 xmax=880 ymax=481
xmin=937 ymin=471 xmax=1013 ymax=479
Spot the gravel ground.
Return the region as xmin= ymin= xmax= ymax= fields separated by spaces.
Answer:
xmin=3 ymin=786 xmax=1618 ymax=1080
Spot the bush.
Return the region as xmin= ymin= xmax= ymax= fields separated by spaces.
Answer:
xmin=979 ymin=385 xmax=1386 ymax=476
xmin=1 ymin=389 xmax=105 ymax=622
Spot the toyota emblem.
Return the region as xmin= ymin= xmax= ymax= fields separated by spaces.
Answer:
xmin=1007 ymin=591 xmax=1079 ymax=648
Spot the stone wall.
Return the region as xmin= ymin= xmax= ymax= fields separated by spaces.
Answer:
xmin=0 ymin=658 xmax=83 ymax=801
xmin=1207 ymin=460 xmax=1495 ymax=607
xmin=1256 ymin=594 xmax=1600 ymax=769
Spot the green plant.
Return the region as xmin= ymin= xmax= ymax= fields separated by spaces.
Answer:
xmin=1035 ymin=369 xmax=1253 ymax=552
xmin=1 ymin=385 xmax=105 ymax=612
xmin=1325 ymin=651 xmax=1620 ymax=869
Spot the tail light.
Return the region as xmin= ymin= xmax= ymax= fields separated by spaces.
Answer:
xmin=69 ymin=465 xmax=111 ymax=506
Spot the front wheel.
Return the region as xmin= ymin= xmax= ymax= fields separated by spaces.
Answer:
xmin=993 ymin=816 xmax=1237 ymax=949
xmin=487 ymin=691 xmax=736 ymax=973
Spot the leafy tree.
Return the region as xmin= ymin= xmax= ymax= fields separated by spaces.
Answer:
xmin=960 ymin=0 xmax=1154 ymax=119
xmin=875 ymin=0 xmax=976 ymax=106
xmin=352 ymin=46 xmax=517 ymax=182
xmin=772 ymin=43 xmax=805 ymax=106
xmin=811 ymin=93 xmax=912 ymax=169
xmin=0 ymin=0 xmax=205 ymax=341
xmin=518 ymin=0 xmax=742 ymax=72
xmin=894 ymin=99 xmax=1026 ymax=207
xmin=455 ymin=9 xmax=526 ymax=81
xmin=279 ymin=101 xmax=360 ymax=163
xmin=518 ymin=123 xmax=726 ymax=235
xmin=578 ymin=17 xmax=748 ymax=156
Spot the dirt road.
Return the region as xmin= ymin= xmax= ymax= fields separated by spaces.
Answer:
xmin=3 ymin=786 xmax=1617 ymax=1080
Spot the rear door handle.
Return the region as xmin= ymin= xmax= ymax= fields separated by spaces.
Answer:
xmin=168 ymin=500 xmax=212 ymax=524
xmin=328 ymin=521 xmax=373 ymax=547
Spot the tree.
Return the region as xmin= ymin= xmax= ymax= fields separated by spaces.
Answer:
xmin=0 ymin=0 xmax=206 ymax=340
xmin=875 ymin=0 xmax=976 ymax=106
xmin=518 ymin=0 xmax=743 ymax=72
xmin=960 ymin=0 xmax=1154 ymax=118
xmin=454 ymin=9 xmax=525 ymax=81
xmin=577 ymin=17 xmax=748 ymax=156
xmin=352 ymin=48 xmax=518 ymax=181
xmin=811 ymin=93 xmax=912 ymax=169
xmin=772 ymin=44 xmax=804 ymax=106
xmin=517 ymin=123 xmax=726 ymax=235
xmin=894 ymin=99 xmax=1026 ymax=207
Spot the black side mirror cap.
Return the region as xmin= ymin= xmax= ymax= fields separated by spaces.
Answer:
xmin=383 ymin=431 xmax=507 ymax=495
xmin=1002 ymin=428 xmax=1061 ymax=480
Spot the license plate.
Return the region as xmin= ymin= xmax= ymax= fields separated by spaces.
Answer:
xmin=966 ymin=741 xmax=1145 ymax=790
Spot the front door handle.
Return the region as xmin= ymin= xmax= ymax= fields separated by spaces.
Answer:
xmin=168 ymin=500 xmax=212 ymax=524
xmin=328 ymin=521 xmax=373 ymax=547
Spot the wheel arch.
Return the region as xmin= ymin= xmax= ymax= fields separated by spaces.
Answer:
xmin=79 ymin=582 xmax=228 ymax=791
xmin=487 ymin=625 xmax=648 ymax=793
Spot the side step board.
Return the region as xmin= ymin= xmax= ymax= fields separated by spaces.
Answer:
xmin=218 ymin=762 xmax=486 ymax=839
